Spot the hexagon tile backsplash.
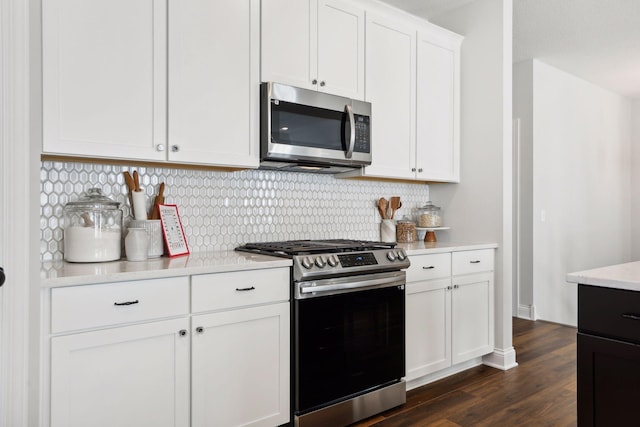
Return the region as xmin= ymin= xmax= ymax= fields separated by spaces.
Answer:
xmin=40 ymin=161 xmax=430 ymax=261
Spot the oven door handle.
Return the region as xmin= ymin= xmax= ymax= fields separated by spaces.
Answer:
xmin=298 ymin=274 xmax=405 ymax=296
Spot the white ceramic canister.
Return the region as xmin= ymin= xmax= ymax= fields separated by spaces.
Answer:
xmin=380 ymin=219 xmax=396 ymax=243
xmin=125 ymin=228 xmax=149 ymax=262
xmin=129 ymin=219 xmax=164 ymax=258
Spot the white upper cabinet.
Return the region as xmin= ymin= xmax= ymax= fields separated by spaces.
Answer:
xmin=261 ymin=0 xmax=365 ymax=100
xmin=43 ymin=0 xmax=259 ymax=168
xmin=359 ymin=12 xmax=416 ymax=180
xmin=416 ymin=28 xmax=462 ymax=182
xmin=339 ymin=13 xmax=462 ymax=183
xmin=42 ymin=0 xmax=167 ymax=161
xmin=168 ymin=0 xmax=259 ymax=168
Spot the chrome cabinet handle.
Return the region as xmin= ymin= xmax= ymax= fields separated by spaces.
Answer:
xmin=418 ymin=168 xmax=423 ymax=172
xmin=446 ymin=286 xmax=452 ymax=290
xmin=171 ymin=145 xmax=179 ymax=153
xmin=453 ymin=285 xmax=460 ymax=289
xmin=470 ymin=260 xmax=481 ymax=264
xmin=411 ymin=168 xmax=416 ymax=172
xmin=114 ymin=299 xmax=139 ymax=306
xmin=156 ymin=144 xmax=165 ymax=152
xmin=179 ymin=329 xmax=188 ymax=337
xmin=0 ymin=267 xmax=4 ymax=287
xmin=196 ymin=327 xmax=204 ymax=334
xmin=312 ymin=79 xmax=318 ymax=85
xmin=622 ymin=313 xmax=640 ymax=321
xmin=422 ymin=266 xmax=435 ymax=270
xmin=320 ymin=81 xmax=326 ymax=87
xmin=344 ymin=104 xmax=355 ymax=159
xmin=236 ymin=286 xmax=256 ymax=292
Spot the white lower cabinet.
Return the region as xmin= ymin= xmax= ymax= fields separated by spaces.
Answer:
xmin=51 ymin=318 xmax=191 ymax=427
xmin=45 ymin=268 xmax=291 ymax=427
xmin=405 ymin=249 xmax=494 ymax=384
xmin=191 ymin=303 xmax=290 ymax=427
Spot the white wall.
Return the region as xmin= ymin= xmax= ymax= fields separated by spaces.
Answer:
xmin=430 ymin=0 xmax=516 ymax=369
xmin=515 ymin=59 xmax=632 ymax=327
xmin=631 ymin=100 xmax=640 ymax=259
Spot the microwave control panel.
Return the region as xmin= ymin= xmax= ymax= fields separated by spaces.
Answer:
xmin=354 ymin=115 xmax=371 ymax=153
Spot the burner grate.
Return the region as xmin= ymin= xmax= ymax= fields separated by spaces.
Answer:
xmin=236 ymin=239 xmax=396 ymax=257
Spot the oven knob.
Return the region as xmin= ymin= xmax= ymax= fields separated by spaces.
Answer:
xmin=301 ymin=257 xmax=313 ymax=269
xmin=327 ymin=255 xmax=338 ymax=267
xmin=386 ymin=251 xmax=396 ymax=262
xmin=315 ymin=256 xmax=326 ymax=268
xmin=396 ymin=250 xmax=406 ymax=261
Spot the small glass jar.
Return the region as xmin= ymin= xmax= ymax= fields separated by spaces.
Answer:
xmin=63 ymin=188 xmax=123 ymax=262
xmin=396 ymin=216 xmax=417 ymax=243
xmin=417 ymin=201 xmax=443 ymax=228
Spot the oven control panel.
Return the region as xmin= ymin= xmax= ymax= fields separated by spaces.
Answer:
xmin=338 ymin=252 xmax=378 ymax=267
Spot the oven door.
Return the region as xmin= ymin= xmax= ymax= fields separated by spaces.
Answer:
xmin=294 ymin=271 xmax=406 ymax=414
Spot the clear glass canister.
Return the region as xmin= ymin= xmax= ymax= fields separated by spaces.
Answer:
xmin=63 ymin=188 xmax=123 ymax=262
xmin=417 ymin=201 xmax=443 ymax=228
xmin=396 ymin=216 xmax=417 ymax=243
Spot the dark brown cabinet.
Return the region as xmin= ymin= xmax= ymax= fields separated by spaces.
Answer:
xmin=577 ymin=284 xmax=640 ymax=426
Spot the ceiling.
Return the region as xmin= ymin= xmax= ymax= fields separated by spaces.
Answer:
xmin=379 ymin=0 xmax=640 ymax=99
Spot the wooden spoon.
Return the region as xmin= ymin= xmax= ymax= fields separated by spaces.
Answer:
xmin=149 ymin=182 xmax=165 ymax=220
xmin=378 ymin=198 xmax=388 ymax=219
xmin=389 ymin=196 xmax=401 ymax=219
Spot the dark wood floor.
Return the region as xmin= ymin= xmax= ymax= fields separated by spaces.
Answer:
xmin=353 ymin=317 xmax=577 ymax=427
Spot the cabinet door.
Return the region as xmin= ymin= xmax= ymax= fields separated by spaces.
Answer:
xmin=364 ymin=13 xmax=416 ymax=179
xmin=577 ymin=333 xmax=640 ymax=427
xmin=50 ymin=318 xmax=190 ymax=427
xmin=451 ymin=272 xmax=494 ymax=364
xmin=406 ymin=278 xmax=451 ymax=380
xmin=317 ymin=0 xmax=365 ymax=99
xmin=261 ymin=0 xmax=315 ymax=90
xmin=42 ymin=0 xmax=166 ymax=161
xmin=416 ymin=30 xmax=461 ymax=182
xmin=168 ymin=0 xmax=259 ymax=168
xmin=192 ymin=303 xmax=290 ymax=427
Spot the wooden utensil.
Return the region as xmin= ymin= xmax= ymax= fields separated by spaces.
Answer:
xmin=378 ymin=198 xmax=388 ymax=219
xmin=122 ymin=171 xmax=135 ymax=208
xmin=132 ymin=170 xmax=141 ymax=192
xmin=389 ymin=196 xmax=401 ymax=219
xmin=149 ymin=182 xmax=165 ymax=220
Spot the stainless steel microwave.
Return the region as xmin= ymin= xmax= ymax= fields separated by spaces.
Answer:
xmin=260 ymin=82 xmax=372 ymax=173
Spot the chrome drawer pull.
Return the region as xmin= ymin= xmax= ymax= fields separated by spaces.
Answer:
xmin=621 ymin=313 xmax=640 ymax=321
xmin=423 ymin=266 xmax=435 ymax=270
xmin=236 ymin=286 xmax=256 ymax=292
xmin=114 ymin=299 xmax=139 ymax=306
xmin=470 ymin=260 xmax=481 ymax=264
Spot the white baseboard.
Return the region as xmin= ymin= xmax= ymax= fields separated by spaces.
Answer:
xmin=406 ymin=358 xmax=483 ymax=391
xmin=517 ymin=304 xmax=536 ymax=320
xmin=482 ymin=347 xmax=518 ymax=371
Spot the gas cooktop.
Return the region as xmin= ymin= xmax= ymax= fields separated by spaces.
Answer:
xmin=236 ymin=239 xmax=409 ymax=281
xmin=235 ymin=239 xmax=397 ymax=257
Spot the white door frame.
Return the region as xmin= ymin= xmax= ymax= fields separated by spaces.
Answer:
xmin=1 ymin=0 xmax=39 ymax=426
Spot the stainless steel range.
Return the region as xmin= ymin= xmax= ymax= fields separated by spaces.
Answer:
xmin=236 ymin=239 xmax=409 ymax=427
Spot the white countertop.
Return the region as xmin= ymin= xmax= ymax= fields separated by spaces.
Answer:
xmin=41 ymin=251 xmax=292 ymax=288
xmin=566 ymin=261 xmax=640 ymax=292
xmin=41 ymin=242 xmax=498 ymax=288
xmin=399 ymin=241 xmax=498 ymax=255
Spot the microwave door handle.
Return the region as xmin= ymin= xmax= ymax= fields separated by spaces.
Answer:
xmin=345 ymin=104 xmax=355 ymax=159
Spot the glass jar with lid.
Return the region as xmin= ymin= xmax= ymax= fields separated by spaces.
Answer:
xmin=63 ymin=188 xmax=123 ymax=262
xmin=396 ymin=216 xmax=417 ymax=243
xmin=417 ymin=201 xmax=443 ymax=228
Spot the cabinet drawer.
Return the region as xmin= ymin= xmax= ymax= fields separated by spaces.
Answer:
xmin=406 ymin=253 xmax=451 ymax=283
xmin=192 ymin=268 xmax=289 ymax=313
xmin=578 ymin=285 xmax=640 ymax=344
xmin=452 ymin=249 xmax=494 ymax=275
xmin=51 ymin=277 xmax=189 ymax=333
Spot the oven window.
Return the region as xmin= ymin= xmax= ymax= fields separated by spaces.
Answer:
xmin=295 ymin=285 xmax=405 ymax=413
xmin=271 ymin=100 xmax=349 ymax=151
